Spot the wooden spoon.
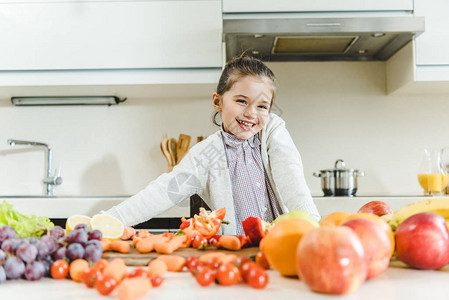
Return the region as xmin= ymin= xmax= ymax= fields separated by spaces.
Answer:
xmin=160 ymin=137 xmax=173 ymax=171
xmin=168 ymin=138 xmax=178 ymax=166
xmin=176 ymin=134 xmax=191 ymax=164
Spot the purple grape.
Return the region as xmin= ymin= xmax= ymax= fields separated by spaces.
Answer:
xmin=74 ymin=223 xmax=90 ymax=232
xmin=24 ymin=261 xmax=45 ymax=281
xmin=27 ymin=237 xmax=38 ymax=244
xmin=84 ymin=244 xmax=102 ymax=263
xmin=16 ymin=243 xmax=38 ymax=263
xmin=0 ymin=225 xmax=16 ymax=242
xmin=67 ymin=229 xmax=88 ymax=245
xmin=40 ymin=258 xmax=53 ymax=277
xmin=1 ymin=239 xmax=15 ymax=253
xmin=36 ymin=241 xmax=50 ymax=260
xmin=66 ymin=243 xmax=85 ymax=261
xmin=0 ymin=249 xmax=7 ymax=263
xmin=86 ymin=239 xmax=103 ymax=250
xmin=39 ymin=235 xmax=58 ymax=254
xmin=4 ymin=257 xmax=25 ymax=279
xmin=88 ymin=229 xmax=103 ymax=241
xmin=52 ymin=247 xmax=67 ymax=260
xmin=0 ymin=266 xmax=6 ymax=283
xmin=49 ymin=226 xmax=65 ymax=240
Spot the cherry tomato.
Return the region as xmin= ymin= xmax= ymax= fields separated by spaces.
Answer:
xmin=186 ymin=256 xmax=203 ymax=275
xmin=195 ymin=266 xmax=214 ymax=287
xmin=93 ymin=259 xmax=109 ymax=272
xmin=234 ymin=255 xmax=252 ymax=269
xmin=95 ymin=274 xmax=118 ymax=295
xmin=128 ymin=267 xmax=149 ymax=278
xmin=192 ymin=235 xmax=208 ymax=249
xmin=81 ymin=266 xmax=103 ymax=288
xmin=150 ymin=275 xmax=163 ymax=287
xmin=50 ymin=259 xmax=69 ymax=279
xmin=205 ymin=257 xmax=221 ymax=270
xmin=207 ymin=236 xmax=220 ymax=248
xmin=216 ymin=263 xmax=240 ymax=286
xmin=247 ymin=266 xmax=269 ymax=289
xmin=240 ymin=261 xmax=257 ymax=283
xmin=255 ymin=251 xmax=270 ymax=270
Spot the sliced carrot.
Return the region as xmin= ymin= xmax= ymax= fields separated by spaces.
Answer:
xmin=118 ymin=277 xmax=152 ymax=300
xmin=155 ymin=255 xmax=186 ymax=272
xmin=110 ymin=240 xmax=131 ymax=253
xmin=135 ymin=234 xmax=169 ymax=253
xmin=121 ymin=227 xmax=136 ymax=240
xmin=137 ymin=230 xmax=151 ymax=239
xmin=148 ymin=259 xmax=168 ymax=278
xmin=198 ymin=252 xmax=227 ymax=263
xmin=100 ymin=238 xmax=111 ymax=252
xmin=69 ymin=259 xmax=89 ymax=282
xmin=218 ymin=235 xmax=242 ymax=251
xmin=219 ymin=254 xmax=238 ymax=265
xmin=132 ymin=236 xmax=142 ymax=247
xmin=154 ymin=235 xmax=186 ymax=254
xmin=103 ymin=258 xmax=128 ymax=282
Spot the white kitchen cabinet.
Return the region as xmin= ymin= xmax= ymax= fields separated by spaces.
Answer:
xmin=386 ymin=0 xmax=449 ymax=94
xmin=223 ymin=0 xmax=413 ymax=13
xmin=0 ymin=0 xmax=221 ymax=70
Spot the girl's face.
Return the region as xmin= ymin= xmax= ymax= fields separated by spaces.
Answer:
xmin=213 ymin=76 xmax=274 ymax=140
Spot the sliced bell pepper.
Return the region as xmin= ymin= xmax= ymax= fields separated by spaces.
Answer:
xmin=242 ymin=216 xmax=272 ymax=246
xmin=179 ymin=207 xmax=226 ymax=239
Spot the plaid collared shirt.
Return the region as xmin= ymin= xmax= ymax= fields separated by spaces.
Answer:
xmin=221 ymin=129 xmax=283 ymax=234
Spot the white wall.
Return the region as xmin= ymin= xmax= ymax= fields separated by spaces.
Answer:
xmin=1 ymin=61 xmax=448 ymax=197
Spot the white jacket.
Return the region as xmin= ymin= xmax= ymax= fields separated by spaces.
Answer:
xmin=105 ymin=113 xmax=320 ymax=235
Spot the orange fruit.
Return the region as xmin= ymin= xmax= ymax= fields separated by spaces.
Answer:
xmin=341 ymin=213 xmax=395 ymax=257
xmin=69 ymin=259 xmax=89 ymax=282
xmin=319 ymin=211 xmax=351 ymax=227
xmin=260 ymin=218 xmax=318 ymax=277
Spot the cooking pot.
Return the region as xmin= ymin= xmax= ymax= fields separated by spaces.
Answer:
xmin=313 ymin=159 xmax=365 ymax=196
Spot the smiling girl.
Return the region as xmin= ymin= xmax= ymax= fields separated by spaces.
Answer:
xmin=105 ymin=56 xmax=320 ymax=234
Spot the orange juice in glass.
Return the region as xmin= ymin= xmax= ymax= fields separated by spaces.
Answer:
xmin=418 ymin=149 xmax=448 ymax=195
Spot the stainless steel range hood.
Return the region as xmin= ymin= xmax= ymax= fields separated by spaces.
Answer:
xmin=223 ymin=16 xmax=425 ymax=62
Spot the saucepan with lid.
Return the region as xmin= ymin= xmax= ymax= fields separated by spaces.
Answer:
xmin=313 ymin=159 xmax=365 ymax=196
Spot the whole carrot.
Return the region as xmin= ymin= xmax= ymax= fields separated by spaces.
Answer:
xmin=218 ymin=235 xmax=242 ymax=251
xmin=156 ymin=255 xmax=186 ymax=272
xmin=100 ymin=238 xmax=112 ymax=252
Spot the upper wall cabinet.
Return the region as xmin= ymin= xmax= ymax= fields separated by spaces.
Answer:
xmin=0 ymin=0 xmax=222 ymax=70
xmin=223 ymin=0 xmax=413 ymax=13
xmin=386 ymin=0 xmax=449 ymax=94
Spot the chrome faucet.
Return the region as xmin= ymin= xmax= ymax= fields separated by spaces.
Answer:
xmin=7 ymin=139 xmax=62 ymax=195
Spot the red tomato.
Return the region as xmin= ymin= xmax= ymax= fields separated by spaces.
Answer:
xmin=150 ymin=275 xmax=163 ymax=287
xmin=247 ymin=266 xmax=269 ymax=289
xmin=205 ymin=257 xmax=221 ymax=270
xmin=50 ymin=259 xmax=69 ymax=279
xmin=81 ymin=267 xmax=103 ymax=288
xmin=93 ymin=259 xmax=109 ymax=272
xmin=192 ymin=235 xmax=208 ymax=249
xmin=128 ymin=267 xmax=149 ymax=278
xmin=216 ymin=263 xmax=240 ymax=286
xmin=255 ymin=251 xmax=270 ymax=270
xmin=186 ymin=256 xmax=203 ymax=275
xmin=195 ymin=266 xmax=215 ymax=287
xmin=95 ymin=274 xmax=118 ymax=295
xmin=240 ymin=261 xmax=257 ymax=283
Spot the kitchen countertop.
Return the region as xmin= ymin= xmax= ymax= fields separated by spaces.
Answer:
xmin=2 ymin=261 xmax=448 ymax=300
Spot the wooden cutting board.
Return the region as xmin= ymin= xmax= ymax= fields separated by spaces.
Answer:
xmin=102 ymin=242 xmax=260 ymax=266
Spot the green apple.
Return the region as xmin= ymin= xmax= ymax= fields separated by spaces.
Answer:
xmin=273 ymin=210 xmax=320 ymax=227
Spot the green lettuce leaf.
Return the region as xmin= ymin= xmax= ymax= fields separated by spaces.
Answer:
xmin=0 ymin=201 xmax=54 ymax=238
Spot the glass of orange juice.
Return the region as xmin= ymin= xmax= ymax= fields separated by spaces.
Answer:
xmin=418 ymin=148 xmax=449 ymax=195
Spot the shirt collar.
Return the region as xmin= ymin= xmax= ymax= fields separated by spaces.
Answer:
xmin=220 ymin=125 xmax=260 ymax=148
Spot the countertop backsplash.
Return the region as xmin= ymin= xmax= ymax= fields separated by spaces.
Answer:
xmin=1 ymin=61 xmax=449 ymax=197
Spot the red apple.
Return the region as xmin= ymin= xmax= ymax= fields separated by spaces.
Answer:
xmin=357 ymin=201 xmax=393 ymax=217
xmin=396 ymin=212 xmax=449 ymax=270
xmin=342 ymin=219 xmax=392 ymax=279
xmin=296 ymin=227 xmax=367 ymax=295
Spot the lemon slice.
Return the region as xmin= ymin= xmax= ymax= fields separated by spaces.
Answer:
xmin=66 ymin=215 xmax=92 ymax=232
xmin=90 ymin=214 xmax=124 ymax=241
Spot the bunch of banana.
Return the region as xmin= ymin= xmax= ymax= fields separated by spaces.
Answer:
xmin=389 ymin=198 xmax=449 ymax=230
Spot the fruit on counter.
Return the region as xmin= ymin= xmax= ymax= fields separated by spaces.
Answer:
xmin=389 ymin=198 xmax=449 ymax=230
xmin=95 ymin=274 xmax=118 ymax=296
xmin=242 ymin=216 xmax=272 ymax=246
xmin=341 ymin=213 xmax=395 ymax=257
xmin=0 ymin=201 xmax=54 ymax=238
xmin=296 ymin=226 xmax=367 ymax=295
xmin=118 ymin=276 xmax=152 ymax=300
xmin=261 ymin=218 xmax=318 ymax=277
xmin=90 ymin=214 xmax=125 ymax=241
xmin=180 ymin=207 xmax=226 ymax=239
xmin=319 ymin=211 xmax=351 ymax=227
xmin=50 ymin=259 xmax=69 ymax=279
xmin=255 ymin=251 xmax=270 ymax=270
xmin=342 ymin=219 xmax=392 ymax=279
xmin=357 ymin=201 xmax=394 ymax=217
xmin=66 ymin=215 xmax=92 ymax=232
xmin=272 ymin=210 xmax=319 ymax=227
xmin=103 ymin=258 xmax=128 ymax=282
xmin=69 ymin=258 xmax=89 ymax=282
xmin=395 ymin=212 xmax=449 ymax=270
xmin=154 ymin=255 xmax=186 ymax=272
xmin=148 ymin=258 xmax=168 ymax=278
